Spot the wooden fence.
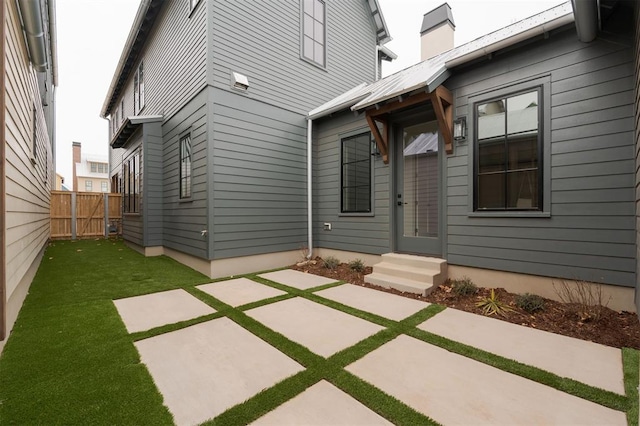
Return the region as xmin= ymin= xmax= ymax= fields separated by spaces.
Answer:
xmin=51 ymin=191 xmax=122 ymax=240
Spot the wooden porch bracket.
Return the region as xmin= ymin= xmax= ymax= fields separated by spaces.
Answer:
xmin=365 ymin=113 xmax=389 ymax=163
xmin=430 ymin=85 xmax=454 ymax=154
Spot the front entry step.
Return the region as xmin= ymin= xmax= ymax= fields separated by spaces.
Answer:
xmin=365 ymin=253 xmax=447 ymax=296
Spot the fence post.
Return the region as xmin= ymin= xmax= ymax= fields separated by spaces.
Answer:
xmin=71 ymin=192 xmax=77 ymax=240
xmin=104 ymin=193 xmax=109 ymax=237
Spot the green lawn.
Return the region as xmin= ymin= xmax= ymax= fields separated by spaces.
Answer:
xmin=0 ymin=239 xmax=637 ymax=425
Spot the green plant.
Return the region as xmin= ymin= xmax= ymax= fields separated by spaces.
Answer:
xmin=450 ymin=277 xmax=477 ymax=296
xmin=476 ymin=289 xmax=513 ymax=316
xmin=515 ymin=293 xmax=546 ymax=313
xmin=322 ymin=256 xmax=340 ymax=270
xmin=348 ymin=259 xmax=365 ymax=272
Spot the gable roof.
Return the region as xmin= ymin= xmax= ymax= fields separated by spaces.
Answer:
xmin=101 ymin=0 xmax=392 ymax=119
xmin=308 ymin=1 xmax=574 ymax=120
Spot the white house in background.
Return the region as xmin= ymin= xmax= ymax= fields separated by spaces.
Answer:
xmin=72 ymin=142 xmax=109 ymax=193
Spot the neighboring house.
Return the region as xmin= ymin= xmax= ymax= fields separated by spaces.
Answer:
xmin=72 ymin=142 xmax=109 ymax=193
xmin=0 ymin=0 xmax=57 ymax=350
xmin=310 ymin=0 xmax=639 ymax=312
xmin=55 ymin=173 xmax=64 ymax=190
xmin=101 ymin=0 xmax=394 ymax=275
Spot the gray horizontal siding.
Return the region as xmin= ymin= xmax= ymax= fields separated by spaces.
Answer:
xmin=210 ymin=0 xmax=377 ymax=113
xmin=446 ymin=28 xmax=636 ymax=287
xmin=634 ymin=1 xmax=640 ymax=311
xmin=211 ymin=88 xmax=308 ymax=259
xmin=161 ymin=89 xmax=209 ymax=259
xmin=143 ymin=122 xmax=163 ymax=246
xmin=314 ymin=110 xmax=390 ymax=254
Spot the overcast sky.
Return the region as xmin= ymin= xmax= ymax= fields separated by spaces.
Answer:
xmin=54 ymin=0 xmax=566 ymax=189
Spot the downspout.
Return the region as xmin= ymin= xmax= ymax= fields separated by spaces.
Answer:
xmin=306 ymin=118 xmax=313 ymax=259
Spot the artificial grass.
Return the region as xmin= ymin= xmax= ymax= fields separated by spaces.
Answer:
xmin=1 ymin=240 xmax=637 ymax=425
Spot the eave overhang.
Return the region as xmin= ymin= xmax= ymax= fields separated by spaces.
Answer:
xmin=110 ymin=115 xmax=163 ymax=149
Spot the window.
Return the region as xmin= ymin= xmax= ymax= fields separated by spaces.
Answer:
xmin=179 ymin=134 xmax=192 ymax=199
xmin=123 ymin=151 xmax=140 ymax=213
xmin=120 ymin=100 xmax=124 ymax=123
xmin=302 ymin=0 xmax=325 ymax=67
xmin=85 ymin=180 xmax=93 ymax=191
xmin=341 ymin=132 xmax=371 ymax=213
xmin=134 ymin=61 xmax=145 ymax=114
xmin=475 ymin=88 xmax=541 ymax=211
xmin=91 ymin=162 xmax=97 ymax=173
xmin=101 ymin=181 xmax=108 ymax=192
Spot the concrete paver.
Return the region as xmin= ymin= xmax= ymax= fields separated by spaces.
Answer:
xmin=258 ymin=269 xmax=337 ymax=290
xmin=250 ymin=380 xmax=393 ymax=425
xmin=113 ymin=289 xmax=215 ymax=333
xmin=196 ymin=277 xmax=286 ymax=307
xmin=245 ymin=297 xmax=384 ymax=357
xmin=135 ymin=318 xmax=304 ymax=426
xmin=418 ymin=308 xmax=625 ymax=394
xmin=346 ymin=334 xmax=626 ymax=425
xmin=315 ymin=283 xmax=429 ymax=321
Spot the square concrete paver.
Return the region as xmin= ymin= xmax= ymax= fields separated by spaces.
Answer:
xmin=316 ymin=284 xmax=429 ymax=321
xmin=258 ymin=269 xmax=337 ymax=290
xmin=113 ymin=289 xmax=215 ymax=333
xmin=135 ymin=318 xmax=304 ymax=426
xmin=418 ymin=308 xmax=624 ymax=394
xmin=251 ymin=380 xmax=393 ymax=425
xmin=246 ymin=297 xmax=384 ymax=357
xmin=196 ymin=278 xmax=286 ymax=307
xmin=346 ymin=335 xmax=626 ymax=425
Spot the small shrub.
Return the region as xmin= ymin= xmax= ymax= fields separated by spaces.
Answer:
xmin=476 ymin=289 xmax=513 ymax=316
xmin=450 ymin=277 xmax=477 ymax=296
xmin=515 ymin=293 xmax=546 ymax=313
xmin=348 ymin=259 xmax=365 ymax=272
xmin=553 ymin=279 xmax=611 ymax=322
xmin=323 ymin=256 xmax=340 ymax=270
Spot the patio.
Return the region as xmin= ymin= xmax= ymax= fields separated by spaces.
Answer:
xmin=0 ymin=240 xmax=637 ymax=425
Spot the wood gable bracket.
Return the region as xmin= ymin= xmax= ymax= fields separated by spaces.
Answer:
xmin=364 ymin=86 xmax=455 ymax=163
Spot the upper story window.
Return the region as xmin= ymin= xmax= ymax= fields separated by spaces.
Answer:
xmin=341 ymin=132 xmax=372 ymax=214
xmin=120 ymin=100 xmax=124 ymax=122
xmin=474 ymin=88 xmax=542 ymax=211
xmin=134 ymin=61 xmax=145 ymax=114
xmin=179 ymin=134 xmax=192 ymax=199
xmin=302 ymin=0 xmax=326 ymax=67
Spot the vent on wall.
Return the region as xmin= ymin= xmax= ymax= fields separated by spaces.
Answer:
xmin=231 ymin=72 xmax=250 ymax=91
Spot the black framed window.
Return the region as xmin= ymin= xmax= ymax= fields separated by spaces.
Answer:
xmin=123 ymin=151 xmax=140 ymax=213
xmin=475 ymin=88 xmax=542 ymax=211
xmin=341 ymin=132 xmax=371 ymax=213
xmin=134 ymin=61 xmax=145 ymax=114
xmin=302 ymin=0 xmax=325 ymax=67
xmin=179 ymin=134 xmax=192 ymax=199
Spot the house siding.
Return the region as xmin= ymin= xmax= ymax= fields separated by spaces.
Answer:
xmin=211 ymin=88 xmax=308 ymax=259
xmin=314 ymin=111 xmax=390 ymax=254
xmin=109 ymin=0 xmax=207 ymax=139
xmin=161 ymin=89 xmax=208 ymax=259
xmin=210 ymin=0 xmax=377 ymax=114
xmin=4 ymin=0 xmax=53 ymax=335
xmin=142 ymin=121 xmax=163 ymax=246
xmin=446 ymin=28 xmax=635 ymax=287
xmin=634 ymin=1 xmax=640 ymax=309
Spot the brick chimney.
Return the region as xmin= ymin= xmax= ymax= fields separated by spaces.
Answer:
xmin=420 ymin=3 xmax=455 ymax=61
xmin=72 ymin=142 xmax=81 ymax=191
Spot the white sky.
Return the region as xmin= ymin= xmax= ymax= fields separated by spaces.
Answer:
xmin=54 ymin=0 xmax=566 ymax=189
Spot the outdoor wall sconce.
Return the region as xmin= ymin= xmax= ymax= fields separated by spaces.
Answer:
xmin=371 ymin=137 xmax=380 ymax=156
xmin=453 ymin=116 xmax=467 ymax=142
xmin=231 ymin=72 xmax=250 ymax=91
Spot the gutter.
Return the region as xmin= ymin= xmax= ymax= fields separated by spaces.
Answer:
xmin=48 ymin=0 xmax=58 ymax=86
xmin=445 ymin=13 xmax=574 ymax=68
xmin=306 ymin=119 xmax=313 ymax=259
xmin=17 ymin=0 xmax=48 ymax=72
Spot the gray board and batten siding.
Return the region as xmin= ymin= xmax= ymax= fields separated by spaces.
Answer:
xmin=445 ymin=26 xmax=636 ymax=287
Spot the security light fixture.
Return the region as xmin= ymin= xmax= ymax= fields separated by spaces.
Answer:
xmin=231 ymin=72 xmax=250 ymax=91
xmin=453 ymin=116 xmax=467 ymax=142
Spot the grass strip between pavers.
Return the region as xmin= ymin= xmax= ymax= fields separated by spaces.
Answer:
xmin=623 ymin=348 xmax=640 ymax=426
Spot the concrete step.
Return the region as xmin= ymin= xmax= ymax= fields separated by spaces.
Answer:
xmin=381 ymin=253 xmax=447 ymax=273
xmin=365 ymin=272 xmax=435 ymax=296
xmin=374 ymin=262 xmax=441 ymax=284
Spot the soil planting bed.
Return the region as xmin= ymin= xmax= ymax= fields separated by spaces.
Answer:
xmin=292 ymin=257 xmax=640 ymax=350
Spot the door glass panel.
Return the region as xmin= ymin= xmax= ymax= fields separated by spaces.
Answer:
xmin=402 ymin=121 xmax=439 ymax=238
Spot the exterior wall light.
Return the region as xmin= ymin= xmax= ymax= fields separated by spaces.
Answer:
xmin=231 ymin=72 xmax=249 ymax=91
xmin=453 ymin=116 xmax=466 ymax=142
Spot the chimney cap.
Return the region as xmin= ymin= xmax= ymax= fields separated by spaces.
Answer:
xmin=72 ymin=142 xmax=81 ymax=147
xmin=420 ymin=3 xmax=455 ymax=35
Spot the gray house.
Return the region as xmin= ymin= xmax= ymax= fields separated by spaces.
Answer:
xmin=310 ymin=0 xmax=640 ymax=313
xmin=100 ymin=0 xmax=394 ymax=277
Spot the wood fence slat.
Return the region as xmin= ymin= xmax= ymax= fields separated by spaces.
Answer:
xmin=50 ymin=191 xmax=122 ymax=240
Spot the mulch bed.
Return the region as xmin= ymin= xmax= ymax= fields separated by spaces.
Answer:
xmin=292 ymin=257 xmax=640 ymax=350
